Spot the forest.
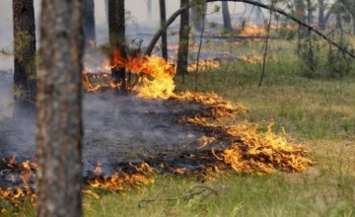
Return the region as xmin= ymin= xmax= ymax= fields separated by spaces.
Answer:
xmin=0 ymin=0 xmax=354 ymax=216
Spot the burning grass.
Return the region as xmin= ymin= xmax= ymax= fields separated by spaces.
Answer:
xmin=85 ymin=52 xmax=310 ymax=173
xmin=85 ymin=162 xmax=155 ymax=192
xmin=1 ymin=50 xmax=315 ymax=214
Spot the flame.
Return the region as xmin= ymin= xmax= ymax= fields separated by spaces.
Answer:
xmin=237 ymin=52 xmax=262 ymax=64
xmin=238 ymin=23 xmax=266 ymax=37
xmin=237 ymin=23 xmax=298 ymax=38
xmin=198 ymin=136 xmax=216 ymax=149
xmin=181 ymin=104 xmax=313 ymax=175
xmin=0 ymin=158 xmax=36 ymax=212
xmin=216 ymin=122 xmax=313 ymax=174
xmin=132 ymin=55 xmax=175 ymax=99
xmin=84 ymin=50 xmax=176 ymax=99
xmin=187 ymin=59 xmax=222 ymax=73
xmin=86 ymin=162 xmax=155 ymax=191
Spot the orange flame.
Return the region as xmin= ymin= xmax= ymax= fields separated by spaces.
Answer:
xmin=86 ymin=162 xmax=155 ymax=191
xmin=84 ymin=50 xmax=176 ymax=99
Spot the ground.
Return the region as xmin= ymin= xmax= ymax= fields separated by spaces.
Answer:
xmin=1 ymin=37 xmax=355 ymax=216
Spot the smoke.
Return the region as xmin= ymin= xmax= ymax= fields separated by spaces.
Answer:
xmin=0 ymin=73 xmax=203 ymax=171
xmin=0 ymin=71 xmax=36 ymax=161
xmin=0 ymin=0 xmax=234 ymax=172
xmin=82 ymin=94 xmax=202 ymax=166
xmin=0 ymin=72 xmax=12 ymax=119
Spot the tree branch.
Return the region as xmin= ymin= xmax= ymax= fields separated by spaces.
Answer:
xmin=145 ymin=0 xmax=355 ymax=60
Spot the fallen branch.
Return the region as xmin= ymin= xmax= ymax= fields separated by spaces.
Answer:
xmin=138 ymin=185 xmax=218 ymax=208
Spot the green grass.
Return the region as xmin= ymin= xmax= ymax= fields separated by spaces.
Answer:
xmin=4 ymin=39 xmax=355 ymax=216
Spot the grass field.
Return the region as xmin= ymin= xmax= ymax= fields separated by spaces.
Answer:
xmin=4 ymin=39 xmax=355 ymax=217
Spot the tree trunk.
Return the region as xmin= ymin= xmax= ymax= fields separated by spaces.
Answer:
xmin=159 ymin=0 xmax=168 ymax=60
xmin=222 ymin=2 xmax=233 ymax=31
xmin=306 ymin=0 xmax=313 ymax=25
xmin=12 ymin=0 xmax=36 ymax=120
xmin=340 ymin=0 xmax=355 ymax=34
xmin=36 ymin=0 xmax=84 ymax=216
xmin=295 ymin=0 xmax=306 ymax=36
xmin=318 ymin=0 xmax=325 ymax=30
xmin=294 ymin=0 xmax=306 ymax=22
xmin=108 ymin=0 xmax=126 ymax=94
xmin=191 ymin=4 xmax=205 ymax=32
xmin=84 ymin=0 xmax=96 ymax=50
xmin=176 ymin=0 xmax=190 ymax=78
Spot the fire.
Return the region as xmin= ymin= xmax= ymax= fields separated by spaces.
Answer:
xmin=238 ymin=23 xmax=266 ymax=37
xmin=0 ymin=45 xmax=314 ymax=213
xmin=0 ymin=158 xmax=155 ymax=212
xmin=86 ymin=162 xmax=155 ymax=192
xmin=0 ymin=157 xmax=37 ymax=213
xmin=83 ymin=50 xmax=176 ymax=99
xmin=173 ymin=91 xmax=247 ymax=119
xmin=236 ymin=23 xmax=299 ymax=38
xmin=178 ymin=97 xmax=313 ymax=175
xmin=131 ymin=55 xmax=175 ymax=99
xmin=187 ymin=59 xmax=222 ymax=73
xmin=237 ymin=52 xmax=262 ymax=64
xmin=214 ymin=122 xmax=313 ymax=174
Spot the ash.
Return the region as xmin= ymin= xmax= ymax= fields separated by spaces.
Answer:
xmin=82 ymin=93 xmax=204 ymax=172
xmin=0 ymin=71 xmax=206 ymax=174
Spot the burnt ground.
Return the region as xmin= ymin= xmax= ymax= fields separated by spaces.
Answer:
xmin=81 ymin=93 xmax=226 ymax=175
xmin=0 ymin=84 xmax=228 ymax=184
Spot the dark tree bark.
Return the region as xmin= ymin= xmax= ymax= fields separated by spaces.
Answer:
xmin=339 ymin=0 xmax=355 ymax=34
xmin=222 ymin=2 xmax=233 ymax=31
xmin=159 ymin=0 xmax=168 ymax=60
xmin=318 ymin=0 xmax=325 ymax=30
xmin=324 ymin=1 xmax=340 ymax=27
xmin=306 ymin=0 xmax=313 ymax=25
xmin=294 ymin=0 xmax=307 ymax=36
xmin=176 ymin=0 xmax=190 ymax=78
xmin=191 ymin=4 xmax=205 ymax=32
xmin=108 ymin=0 xmax=127 ymax=93
xmin=36 ymin=0 xmax=84 ymax=216
xmin=294 ymin=0 xmax=306 ymax=23
xmin=84 ymin=0 xmax=96 ymax=50
xmin=12 ymin=0 xmax=36 ymax=120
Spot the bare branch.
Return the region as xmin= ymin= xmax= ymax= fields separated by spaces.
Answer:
xmin=145 ymin=0 xmax=355 ymax=60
